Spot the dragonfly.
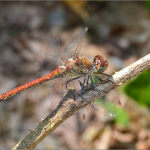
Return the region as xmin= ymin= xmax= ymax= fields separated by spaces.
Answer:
xmin=0 ymin=27 xmax=121 ymax=132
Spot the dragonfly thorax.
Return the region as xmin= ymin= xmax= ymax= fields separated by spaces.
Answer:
xmin=92 ymin=55 xmax=108 ymax=74
xmin=65 ymin=56 xmax=92 ymax=76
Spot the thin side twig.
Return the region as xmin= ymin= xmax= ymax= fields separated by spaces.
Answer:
xmin=13 ymin=53 xmax=150 ymax=149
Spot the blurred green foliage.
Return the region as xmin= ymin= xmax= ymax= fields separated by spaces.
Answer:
xmin=114 ymin=108 xmax=130 ymax=126
xmin=145 ymin=1 xmax=150 ymax=10
xmin=122 ymin=69 xmax=150 ymax=107
xmin=96 ymin=1 xmax=104 ymax=5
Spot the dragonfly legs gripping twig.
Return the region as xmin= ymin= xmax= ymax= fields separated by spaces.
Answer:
xmin=80 ymin=75 xmax=87 ymax=95
xmin=94 ymin=74 xmax=115 ymax=84
xmin=66 ymin=75 xmax=84 ymax=89
xmin=99 ymin=73 xmax=115 ymax=84
xmin=89 ymin=75 xmax=95 ymax=90
xmin=94 ymin=74 xmax=114 ymax=94
xmin=65 ymin=74 xmax=97 ymax=110
xmin=79 ymin=74 xmax=95 ymax=94
xmin=86 ymin=75 xmax=94 ymax=89
xmin=78 ymin=75 xmax=98 ymax=111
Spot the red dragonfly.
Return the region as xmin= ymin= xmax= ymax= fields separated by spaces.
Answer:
xmin=0 ymin=27 xmax=121 ymax=131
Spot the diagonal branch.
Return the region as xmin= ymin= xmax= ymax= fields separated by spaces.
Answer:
xmin=13 ymin=53 xmax=150 ymax=149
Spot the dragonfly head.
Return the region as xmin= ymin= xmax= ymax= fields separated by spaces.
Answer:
xmin=92 ymin=55 xmax=108 ymax=74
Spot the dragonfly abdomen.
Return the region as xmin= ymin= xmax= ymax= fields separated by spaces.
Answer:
xmin=0 ymin=68 xmax=64 ymax=101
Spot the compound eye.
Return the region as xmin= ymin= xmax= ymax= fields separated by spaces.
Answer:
xmin=93 ymin=55 xmax=105 ymax=67
xmin=93 ymin=55 xmax=108 ymax=73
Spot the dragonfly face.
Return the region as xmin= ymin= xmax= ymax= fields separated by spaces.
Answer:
xmin=92 ymin=55 xmax=108 ymax=74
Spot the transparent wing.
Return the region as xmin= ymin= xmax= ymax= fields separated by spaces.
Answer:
xmin=64 ymin=27 xmax=88 ymax=59
xmin=65 ymin=107 xmax=85 ymax=132
xmin=88 ymin=74 xmax=122 ymax=117
xmin=42 ymin=35 xmax=66 ymax=76
xmin=44 ymin=74 xmax=86 ymax=132
xmin=41 ymin=31 xmax=87 ymax=132
xmin=93 ymin=92 xmax=122 ymax=117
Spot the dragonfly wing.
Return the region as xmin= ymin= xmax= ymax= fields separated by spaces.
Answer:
xmin=65 ymin=108 xmax=85 ymax=132
xmin=87 ymin=74 xmax=122 ymax=117
xmin=41 ymin=31 xmax=87 ymax=132
xmin=44 ymin=75 xmax=85 ymax=132
xmin=42 ymin=35 xmax=65 ymax=76
xmin=64 ymin=27 xmax=88 ymax=59
xmin=64 ymin=75 xmax=86 ymax=132
xmin=93 ymin=92 xmax=122 ymax=117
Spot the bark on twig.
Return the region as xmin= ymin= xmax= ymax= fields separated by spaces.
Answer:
xmin=13 ymin=53 xmax=150 ymax=149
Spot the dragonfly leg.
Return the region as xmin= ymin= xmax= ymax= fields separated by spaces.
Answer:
xmin=66 ymin=75 xmax=84 ymax=89
xmin=94 ymin=74 xmax=106 ymax=82
xmin=80 ymin=75 xmax=87 ymax=95
xmin=100 ymin=73 xmax=115 ymax=84
xmin=86 ymin=75 xmax=90 ymax=85
xmin=94 ymin=75 xmax=110 ymax=94
xmin=78 ymin=80 xmax=83 ymax=88
xmin=100 ymin=73 xmax=111 ymax=77
xmin=77 ymin=75 xmax=98 ymax=111
xmin=94 ymin=74 xmax=112 ymax=84
xmin=89 ymin=76 xmax=95 ymax=90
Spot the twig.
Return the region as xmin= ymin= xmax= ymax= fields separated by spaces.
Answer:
xmin=12 ymin=53 xmax=150 ymax=149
